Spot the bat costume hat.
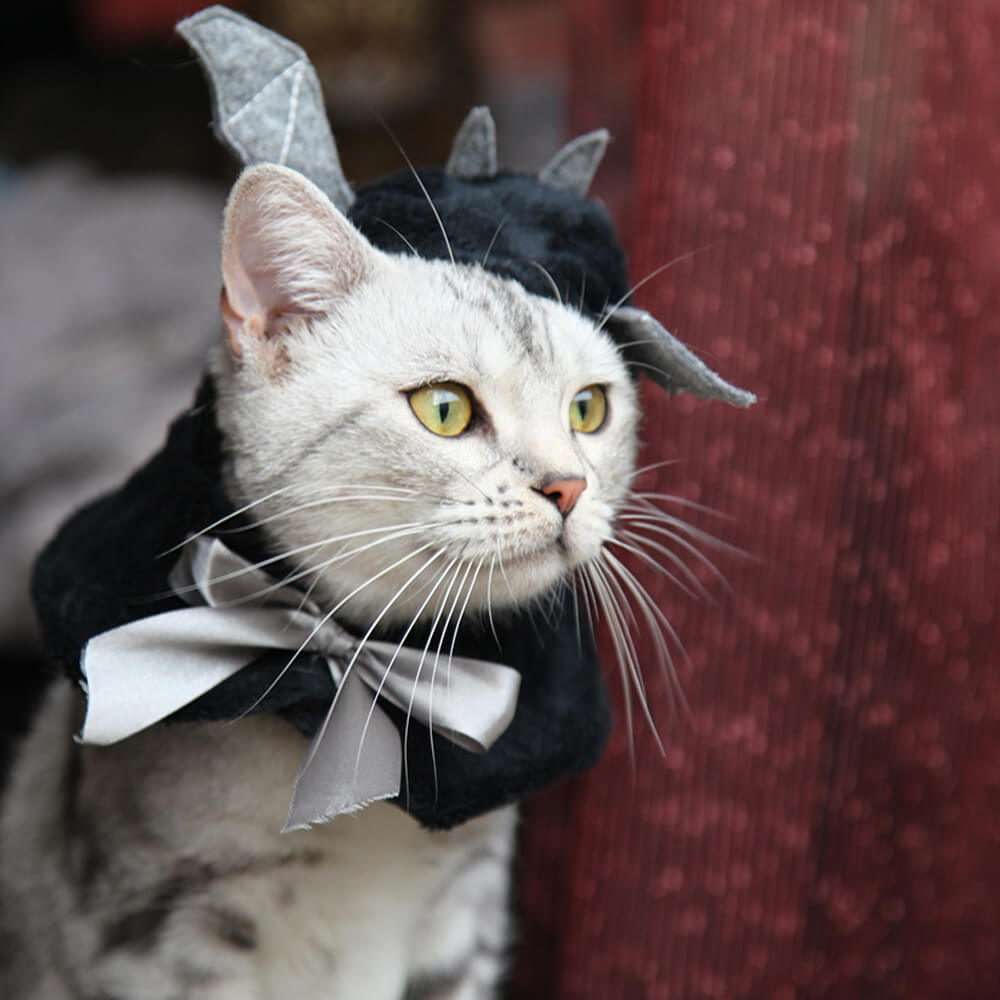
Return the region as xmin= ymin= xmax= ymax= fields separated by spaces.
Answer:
xmin=31 ymin=6 xmax=754 ymax=832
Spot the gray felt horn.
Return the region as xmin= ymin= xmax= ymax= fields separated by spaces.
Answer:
xmin=444 ymin=103 xmax=610 ymax=198
xmin=602 ymin=307 xmax=756 ymax=407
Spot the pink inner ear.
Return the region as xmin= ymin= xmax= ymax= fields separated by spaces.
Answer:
xmin=223 ymin=206 xmax=311 ymax=328
xmin=220 ymin=237 xmax=280 ymax=358
xmin=220 ymin=165 xmax=377 ymax=356
xmin=221 ymin=287 xmax=269 ymax=358
xmin=237 ymin=232 xmax=311 ymax=318
xmin=223 ymin=244 xmax=269 ymax=323
xmin=220 ymin=288 xmax=243 ymax=358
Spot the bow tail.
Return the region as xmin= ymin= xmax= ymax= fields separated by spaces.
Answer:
xmin=283 ymin=667 xmax=402 ymax=832
xmin=79 ymin=605 xmax=298 ymax=745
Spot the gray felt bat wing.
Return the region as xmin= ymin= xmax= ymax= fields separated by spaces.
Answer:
xmin=603 ymin=307 xmax=757 ymax=407
xmin=177 ymin=5 xmax=355 ymax=213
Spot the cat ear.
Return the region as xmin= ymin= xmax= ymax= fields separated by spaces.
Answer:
xmin=220 ymin=163 xmax=375 ymax=363
xmin=603 ymin=306 xmax=756 ymax=407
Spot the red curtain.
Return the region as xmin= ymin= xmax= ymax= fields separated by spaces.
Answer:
xmin=516 ymin=2 xmax=1000 ymax=997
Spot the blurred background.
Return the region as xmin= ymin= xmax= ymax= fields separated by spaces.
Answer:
xmin=3 ymin=1 xmax=999 ymax=998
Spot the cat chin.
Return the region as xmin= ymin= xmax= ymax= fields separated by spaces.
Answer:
xmin=474 ymin=531 xmax=608 ymax=611
xmin=486 ymin=547 xmax=572 ymax=606
xmin=342 ymin=549 xmax=570 ymax=628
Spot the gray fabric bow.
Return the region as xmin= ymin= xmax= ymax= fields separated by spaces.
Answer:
xmin=79 ymin=536 xmax=521 ymax=831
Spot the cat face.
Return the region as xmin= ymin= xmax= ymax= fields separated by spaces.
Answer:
xmin=211 ymin=164 xmax=638 ymax=629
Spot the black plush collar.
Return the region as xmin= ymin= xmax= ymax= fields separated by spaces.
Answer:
xmin=31 ymin=379 xmax=611 ymax=829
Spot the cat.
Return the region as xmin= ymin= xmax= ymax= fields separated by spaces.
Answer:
xmin=0 ymin=13 xmax=755 ymax=997
xmin=0 ymin=161 xmax=644 ymax=1000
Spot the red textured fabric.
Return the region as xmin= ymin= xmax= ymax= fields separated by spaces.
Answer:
xmin=516 ymin=2 xmax=1000 ymax=997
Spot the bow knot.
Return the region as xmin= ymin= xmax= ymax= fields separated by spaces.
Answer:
xmin=79 ymin=536 xmax=521 ymax=831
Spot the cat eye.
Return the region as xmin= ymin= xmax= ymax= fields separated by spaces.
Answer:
xmin=409 ymin=382 xmax=473 ymax=437
xmin=569 ymin=385 xmax=607 ymax=433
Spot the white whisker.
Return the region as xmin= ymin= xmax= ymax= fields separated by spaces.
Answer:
xmin=451 ymin=466 xmax=491 ymax=502
xmin=601 ymin=548 xmax=692 ymax=722
xmin=574 ymin=567 xmax=598 ymax=634
xmin=570 ymin=574 xmax=583 ymax=652
xmin=581 ymin=563 xmax=635 ymax=763
xmin=378 ymin=116 xmax=456 ymax=266
xmin=591 ymin=558 xmax=645 ymax=689
xmin=428 ymin=559 xmax=478 ymax=805
xmin=373 ymin=216 xmax=422 ymax=258
xmin=294 ymin=571 xmax=324 ymax=615
xmin=629 ymin=458 xmax=683 ymax=480
xmin=157 ymin=483 xmax=301 ymax=556
xmin=354 ymin=557 xmax=461 ymax=800
xmin=618 ymin=514 xmax=734 ymax=592
xmin=398 ymin=559 xmax=467 ymax=807
xmin=485 ymin=555 xmax=501 ymax=649
xmin=247 ymin=494 xmax=428 ymax=532
xmin=423 ymin=559 xmax=471 ymax=688
xmin=495 ymin=542 xmax=514 ymax=602
xmin=596 ymin=242 xmax=719 ymax=334
xmin=167 ymin=520 xmax=436 ymax=604
xmin=623 ymin=496 xmax=743 ymax=551
xmin=527 ymin=259 xmax=563 ymax=306
xmin=481 ymin=216 xmax=507 ymax=268
xmin=237 ymin=524 xmax=433 ymax=608
xmin=235 ymin=542 xmax=441 ymax=723
xmin=623 ymin=358 xmax=686 ymax=379
xmin=613 ymin=530 xmax=712 ymax=603
xmin=161 ymin=482 xmax=427 ymax=557
xmin=448 ymin=556 xmax=486 ymax=689
xmin=535 ymin=584 xmax=562 ymax=633
xmin=296 ymin=546 xmax=447 ymax=774
xmin=627 ymin=490 xmax=732 ymax=521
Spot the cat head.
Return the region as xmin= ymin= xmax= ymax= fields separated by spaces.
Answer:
xmin=212 ymin=164 xmax=640 ymax=629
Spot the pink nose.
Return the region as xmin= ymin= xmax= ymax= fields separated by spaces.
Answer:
xmin=540 ymin=477 xmax=587 ymax=515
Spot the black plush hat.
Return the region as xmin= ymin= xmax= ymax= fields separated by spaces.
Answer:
xmin=31 ymin=6 xmax=754 ymax=831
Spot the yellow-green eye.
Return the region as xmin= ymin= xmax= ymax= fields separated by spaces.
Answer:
xmin=409 ymin=382 xmax=473 ymax=437
xmin=569 ymin=385 xmax=607 ymax=433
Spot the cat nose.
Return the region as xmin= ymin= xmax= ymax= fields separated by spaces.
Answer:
xmin=538 ymin=477 xmax=587 ymax=516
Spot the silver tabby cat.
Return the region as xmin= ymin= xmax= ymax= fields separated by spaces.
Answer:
xmin=0 ymin=163 xmax=645 ymax=999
